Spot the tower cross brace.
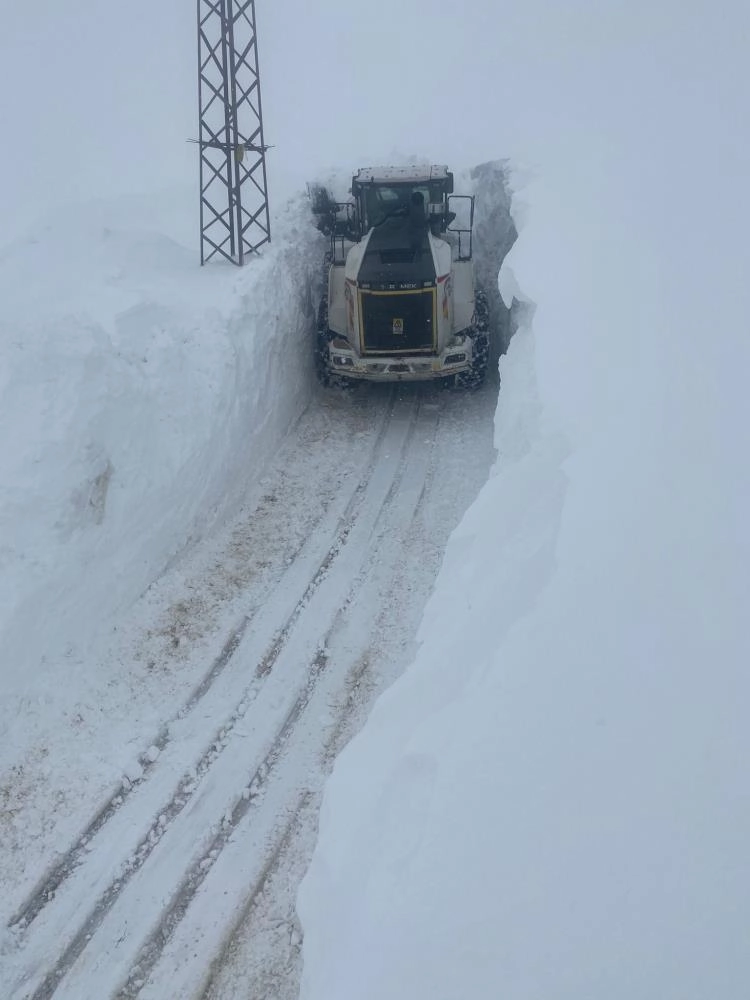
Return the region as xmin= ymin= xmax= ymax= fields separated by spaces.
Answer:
xmin=197 ymin=0 xmax=271 ymax=265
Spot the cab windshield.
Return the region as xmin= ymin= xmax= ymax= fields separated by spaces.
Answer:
xmin=364 ymin=184 xmax=438 ymax=228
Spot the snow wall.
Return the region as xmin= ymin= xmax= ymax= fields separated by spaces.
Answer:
xmin=0 ymin=194 xmax=322 ymax=702
xmin=297 ymin=5 xmax=750 ymax=999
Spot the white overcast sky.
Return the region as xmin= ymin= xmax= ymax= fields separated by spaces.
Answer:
xmin=3 ymin=1 xmax=746 ymax=240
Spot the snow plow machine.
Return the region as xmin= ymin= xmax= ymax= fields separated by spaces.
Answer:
xmin=311 ymin=165 xmax=489 ymax=387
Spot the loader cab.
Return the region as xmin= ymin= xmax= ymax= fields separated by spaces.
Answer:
xmin=352 ymin=166 xmax=455 ymax=238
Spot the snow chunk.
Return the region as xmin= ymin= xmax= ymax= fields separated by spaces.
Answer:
xmin=123 ymin=760 xmax=144 ymax=785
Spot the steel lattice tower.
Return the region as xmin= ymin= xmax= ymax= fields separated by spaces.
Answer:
xmin=197 ymin=0 xmax=270 ymax=265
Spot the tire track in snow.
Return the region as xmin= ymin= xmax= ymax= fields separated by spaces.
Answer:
xmin=7 ymin=609 xmax=255 ymax=934
xmin=8 ymin=390 xmax=398 ymax=936
xmin=128 ymin=395 xmax=445 ymax=1000
xmin=12 ymin=390 xmax=427 ymax=1000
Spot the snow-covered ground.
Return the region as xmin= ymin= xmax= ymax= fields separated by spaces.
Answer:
xmin=2 ymin=1 xmax=749 ymax=999
xmin=297 ymin=6 xmax=750 ymax=1000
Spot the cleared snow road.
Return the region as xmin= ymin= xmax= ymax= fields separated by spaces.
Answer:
xmin=5 ymin=378 xmax=497 ymax=1000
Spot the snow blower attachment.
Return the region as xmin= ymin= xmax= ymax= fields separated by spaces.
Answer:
xmin=311 ymin=165 xmax=489 ymax=386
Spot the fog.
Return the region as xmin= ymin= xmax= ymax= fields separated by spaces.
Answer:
xmin=6 ymin=2 xmax=745 ymax=239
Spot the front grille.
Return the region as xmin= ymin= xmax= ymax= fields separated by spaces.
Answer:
xmin=360 ymin=289 xmax=435 ymax=355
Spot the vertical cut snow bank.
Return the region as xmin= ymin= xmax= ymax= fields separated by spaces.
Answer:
xmin=297 ymin=8 xmax=750 ymax=998
xmin=0 ymin=192 xmax=322 ymax=706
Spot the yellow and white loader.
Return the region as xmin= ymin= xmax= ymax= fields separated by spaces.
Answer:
xmin=311 ymin=165 xmax=489 ymax=387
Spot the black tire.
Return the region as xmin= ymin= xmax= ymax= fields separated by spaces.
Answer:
xmin=315 ymin=278 xmax=356 ymax=391
xmin=314 ymin=292 xmax=333 ymax=386
xmin=315 ymin=330 xmax=332 ymax=386
xmin=455 ymin=288 xmax=490 ymax=389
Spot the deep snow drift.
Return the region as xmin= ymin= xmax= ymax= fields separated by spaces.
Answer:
xmin=0 ymin=193 xmax=320 ymax=701
xmin=0 ymin=186 xmax=324 ymax=921
xmin=297 ymin=5 xmax=750 ymax=1000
